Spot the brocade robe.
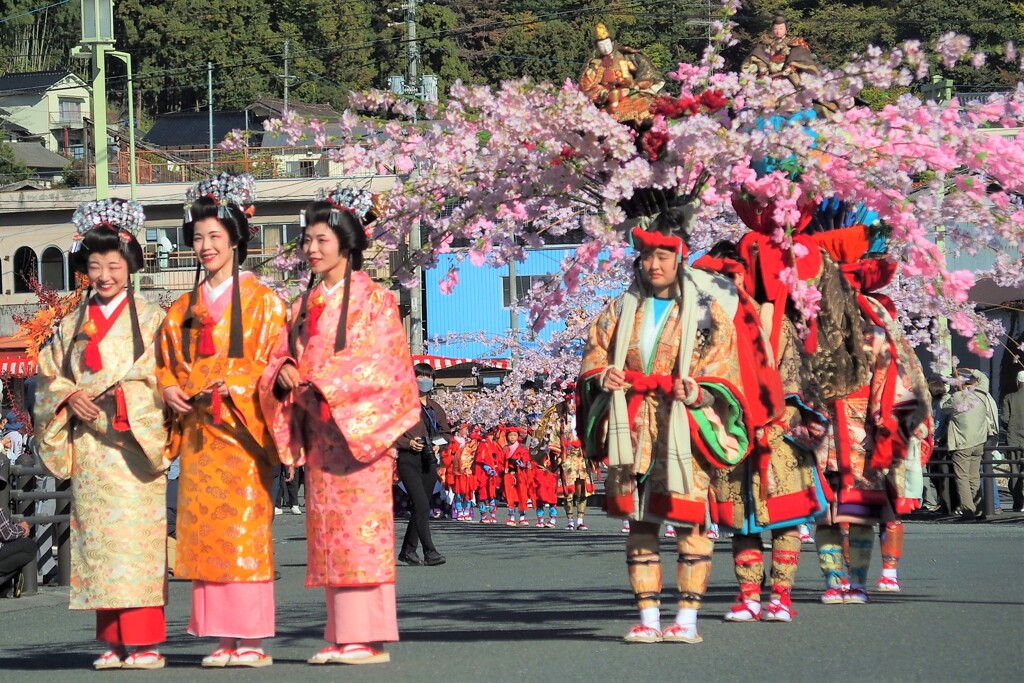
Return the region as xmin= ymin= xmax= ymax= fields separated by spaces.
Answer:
xmin=579 ymin=269 xmax=752 ymax=525
xmin=156 ymin=273 xmax=286 ymax=583
xmin=259 ymin=272 xmax=419 ymax=587
xmin=35 ymin=297 xmax=168 ymax=610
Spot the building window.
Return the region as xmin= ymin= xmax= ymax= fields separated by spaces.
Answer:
xmin=57 ymin=98 xmax=84 ymax=125
xmin=502 ymin=274 xmax=540 ymax=307
xmin=40 ymin=247 xmax=66 ymax=291
xmin=12 ymin=246 xmax=38 ymax=293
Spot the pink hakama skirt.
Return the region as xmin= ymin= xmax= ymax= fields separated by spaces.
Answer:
xmin=188 ymin=580 xmax=275 ymax=639
xmin=324 ymin=584 xmax=398 ymax=644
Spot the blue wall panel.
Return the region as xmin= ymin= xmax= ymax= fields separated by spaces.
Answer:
xmin=424 ymin=248 xmax=584 ymax=359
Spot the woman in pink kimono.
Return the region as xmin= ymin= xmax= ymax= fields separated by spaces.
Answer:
xmin=259 ymin=187 xmax=419 ymax=665
xmin=35 ymin=200 xmax=168 ymax=670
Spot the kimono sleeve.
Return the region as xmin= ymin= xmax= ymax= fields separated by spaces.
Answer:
xmin=257 ymin=302 xmax=302 ymax=467
xmin=33 ymin=322 xmax=80 ymax=479
xmin=314 ymin=287 xmax=420 ymax=464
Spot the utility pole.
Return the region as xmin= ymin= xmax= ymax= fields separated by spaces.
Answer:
xmin=279 ymin=39 xmax=297 ymax=111
xmin=406 ymin=0 xmax=418 ymax=87
xmin=508 ymin=260 xmax=519 ymax=366
xmin=207 ymin=61 xmax=214 ymax=171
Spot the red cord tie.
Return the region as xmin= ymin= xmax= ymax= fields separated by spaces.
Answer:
xmin=192 ymin=302 xmax=216 ymax=356
xmin=211 ymin=388 xmax=223 ymax=425
xmin=112 ymin=385 xmax=130 ymax=432
xmin=80 ymin=318 xmax=103 ymax=371
xmin=308 ymin=293 xmax=326 ymax=337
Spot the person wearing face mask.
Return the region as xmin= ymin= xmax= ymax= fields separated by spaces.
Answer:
xmin=392 ymin=364 xmax=452 ymax=567
xmin=579 ymin=23 xmax=664 ymax=127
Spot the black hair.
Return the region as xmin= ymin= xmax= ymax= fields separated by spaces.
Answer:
xmin=180 ymin=194 xmax=250 ymax=361
xmin=183 ymin=195 xmax=251 ymax=261
xmin=62 ymin=227 xmax=146 ymax=378
xmin=287 ymin=200 xmax=370 ymax=356
xmin=772 ymin=14 xmax=788 ymax=26
xmin=69 ymin=227 xmax=145 ymax=275
xmin=413 ymin=363 xmax=435 ymax=379
xmin=707 ymin=240 xmax=748 ymax=269
xmin=302 ymin=200 xmax=368 ymax=271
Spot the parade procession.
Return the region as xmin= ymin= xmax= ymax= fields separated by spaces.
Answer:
xmin=0 ymin=1 xmax=1023 ymax=680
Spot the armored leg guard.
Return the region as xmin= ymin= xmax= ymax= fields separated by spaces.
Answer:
xmin=676 ymin=533 xmax=713 ymax=610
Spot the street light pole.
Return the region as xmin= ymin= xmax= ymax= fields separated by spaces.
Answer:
xmin=79 ymin=0 xmax=116 ymax=200
xmin=108 ymin=50 xmax=136 ymax=200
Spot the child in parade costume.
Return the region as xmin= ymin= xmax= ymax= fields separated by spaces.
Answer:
xmin=439 ymin=424 xmax=466 ymax=518
xmin=531 ymin=452 xmax=560 ymax=528
xmin=699 ymin=238 xmax=830 ymax=624
xmin=157 ymin=174 xmax=286 ymax=667
xmin=502 ymin=427 xmax=532 ymax=526
xmin=535 ymin=391 xmax=595 ymax=530
xmin=259 ymin=187 xmax=420 ymax=664
xmin=807 ymin=222 xmax=932 ymax=604
xmin=578 ymin=203 xmax=753 ymax=645
xmin=473 ymin=428 xmax=501 ymax=523
xmin=35 ymin=200 xmax=169 ymax=670
xmin=450 ymin=427 xmax=478 ymax=521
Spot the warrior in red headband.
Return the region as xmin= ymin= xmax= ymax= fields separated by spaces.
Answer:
xmin=579 ymin=199 xmax=753 ymax=645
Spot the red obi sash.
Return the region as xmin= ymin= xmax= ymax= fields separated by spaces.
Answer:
xmin=623 ymin=370 xmax=673 ymax=426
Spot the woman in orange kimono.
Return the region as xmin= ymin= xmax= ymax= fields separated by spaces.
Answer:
xmin=35 ymin=200 xmax=169 ymax=670
xmin=259 ymin=187 xmax=419 ymax=665
xmin=156 ymin=174 xmax=286 ymax=668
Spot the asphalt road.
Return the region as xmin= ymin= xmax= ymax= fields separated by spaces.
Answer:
xmin=1 ymin=510 xmax=1022 ymax=682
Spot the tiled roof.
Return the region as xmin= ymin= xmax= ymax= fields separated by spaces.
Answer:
xmin=0 ymin=70 xmax=78 ymax=95
xmin=142 ymin=110 xmax=263 ymax=148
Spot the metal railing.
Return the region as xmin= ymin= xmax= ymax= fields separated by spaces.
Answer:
xmin=1 ymin=456 xmax=71 ymax=596
xmin=922 ymin=445 xmax=1023 ymax=518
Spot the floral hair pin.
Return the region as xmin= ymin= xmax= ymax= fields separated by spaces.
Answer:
xmin=184 ymin=173 xmax=256 ymax=222
xmin=69 ymin=199 xmax=146 ymax=253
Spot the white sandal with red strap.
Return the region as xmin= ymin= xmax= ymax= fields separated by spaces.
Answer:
xmin=122 ymin=650 xmax=165 ymax=670
xmin=227 ymin=650 xmax=273 ymax=667
xmin=93 ymin=651 xmax=125 ymax=670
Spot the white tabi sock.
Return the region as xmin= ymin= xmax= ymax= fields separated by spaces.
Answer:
xmin=674 ymin=607 xmax=698 ymax=629
xmin=639 ymin=607 xmax=661 ymax=631
xmin=881 ymin=568 xmax=898 ymax=580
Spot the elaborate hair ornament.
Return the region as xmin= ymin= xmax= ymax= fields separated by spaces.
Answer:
xmin=595 ymin=23 xmax=610 ymax=40
xmin=69 ymin=199 xmax=146 ymax=253
xmin=315 ymin=185 xmax=375 ymax=225
xmin=184 ymin=172 xmax=256 ymax=221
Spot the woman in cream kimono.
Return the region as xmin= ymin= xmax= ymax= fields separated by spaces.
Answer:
xmin=35 ymin=199 xmax=168 ymax=670
xmin=260 ymin=188 xmax=419 ymax=665
xmin=578 ymin=206 xmax=752 ymax=645
xmin=156 ymin=175 xmax=286 ymax=667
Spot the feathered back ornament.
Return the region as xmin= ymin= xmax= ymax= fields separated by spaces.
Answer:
xmin=184 ymin=172 xmax=256 ymax=221
xmin=70 ymin=199 xmax=145 ymax=254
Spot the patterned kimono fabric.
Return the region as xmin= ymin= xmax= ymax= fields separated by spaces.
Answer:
xmin=814 ymin=262 xmax=929 ymax=599
xmin=157 ymin=273 xmax=286 ymax=638
xmin=259 ymin=272 xmax=418 ymax=645
xmin=452 ymin=437 xmax=478 ymax=520
xmin=536 ymin=402 xmax=595 ymax=527
xmin=35 ymin=295 xmax=168 ymax=647
xmin=580 ymin=267 xmax=750 ymax=631
xmin=711 ymin=309 xmax=826 ymax=618
xmin=834 ymin=262 xmax=931 ymax=591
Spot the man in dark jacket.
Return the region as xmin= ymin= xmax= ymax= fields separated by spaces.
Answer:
xmin=1001 ymin=370 xmax=1024 ymax=512
xmin=394 ymin=363 xmax=452 ymax=566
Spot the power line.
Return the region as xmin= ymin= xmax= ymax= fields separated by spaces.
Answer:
xmin=0 ymin=0 xmax=72 ymax=26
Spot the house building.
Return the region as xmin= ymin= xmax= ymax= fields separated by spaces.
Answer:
xmin=0 ymin=71 xmax=90 ymax=160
